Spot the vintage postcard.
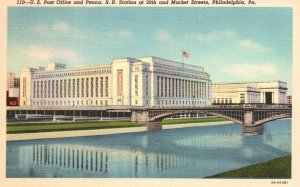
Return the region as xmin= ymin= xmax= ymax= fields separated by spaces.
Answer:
xmin=0 ymin=0 xmax=299 ymax=187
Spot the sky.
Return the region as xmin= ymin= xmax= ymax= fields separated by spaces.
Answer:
xmin=8 ymin=7 xmax=292 ymax=94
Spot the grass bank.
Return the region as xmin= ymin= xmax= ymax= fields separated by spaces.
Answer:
xmin=7 ymin=121 xmax=144 ymax=134
xmin=7 ymin=117 xmax=227 ymax=134
xmin=208 ymin=155 xmax=291 ymax=178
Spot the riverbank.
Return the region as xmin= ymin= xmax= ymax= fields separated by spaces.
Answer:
xmin=6 ymin=118 xmax=232 ymax=141
xmin=7 ymin=117 xmax=228 ymax=134
xmin=207 ymin=155 xmax=291 ymax=178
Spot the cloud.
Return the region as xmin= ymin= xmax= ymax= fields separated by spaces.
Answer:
xmin=118 ymin=30 xmax=133 ymax=38
xmin=240 ymin=39 xmax=269 ymax=52
xmin=35 ymin=22 xmax=87 ymax=39
xmin=223 ymin=63 xmax=278 ymax=78
xmin=153 ymin=29 xmax=172 ymax=42
xmin=52 ymin=22 xmax=71 ymax=33
xmin=186 ymin=28 xmax=236 ymax=43
xmin=102 ymin=29 xmax=133 ymax=39
xmin=23 ymin=45 xmax=80 ymax=62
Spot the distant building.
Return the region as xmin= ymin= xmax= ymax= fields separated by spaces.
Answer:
xmin=212 ymin=81 xmax=288 ymax=104
xmin=14 ymin=77 xmax=20 ymax=88
xmin=287 ymin=95 xmax=292 ymax=104
xmin=20 ymin=57 xmax=211 ymax=107
xmin=7 ymin=72 xmax=20 ymax=106
xmin=7 ymin=72 xmax=15 ymax=90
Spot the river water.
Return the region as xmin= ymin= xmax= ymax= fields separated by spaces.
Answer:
xmin=6 ymin=119 xmax=291 ymax=178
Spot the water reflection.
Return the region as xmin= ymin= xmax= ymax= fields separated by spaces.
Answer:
xmin=18 ymin=144 xmax=195 ymax=178
xmin=22 ymin=144 xmax=109 ymax=177
xmin=7 ymin=119 xmax=291 ymax=178
xmin=174 ymin=131 xmax=243 ymax=149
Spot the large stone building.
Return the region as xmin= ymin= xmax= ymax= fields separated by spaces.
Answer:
xmin=20 ymin=57 xmax=211 ymax=107
xmin=212 ymin=81 xmax=288 ymax=104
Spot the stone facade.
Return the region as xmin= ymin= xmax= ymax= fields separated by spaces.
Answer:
xmin=20 ymin=56 xmax=211 ymax=107
xmin=212 ymin=81 xmax=288 ymax=104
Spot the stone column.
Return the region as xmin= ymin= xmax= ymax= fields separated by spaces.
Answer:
xmin=147 ymin=121 xmax=162 ymax=131
xmin=243 ymin=109 xmax=264 ymax=136
xmin=131 ymin=110 xmax=149 ymax=124
xmin=131 ymin=109 xmax=162 ymax=131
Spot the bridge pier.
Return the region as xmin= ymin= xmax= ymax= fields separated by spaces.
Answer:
xmin=147 ymin=121 xmax=162 ymax=131
xmin=243 ymin=125 xmax=264 ymax=136
xmin=131 ymin=110 xmax=162 ymax=131
xmin=243 ymin=109 xmax=264 ymax=135
xmin=131 ymin=110 xmax=148 ymax=124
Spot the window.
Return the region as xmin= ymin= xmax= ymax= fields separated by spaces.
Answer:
xmin=44 ymin=81 xmax=47 ymax=98
xmin=77 ymin=79 xmax=79 ymax=98
xmin=56 ymin=80 xmax=59 ymax=98
xmin=185 ymin=80 xmax=188 ymax=98
xmin=68 ymin=79 xmax=71 ymax=98
xmin=96 ymin=77 xmax=98 ymax=97
xmin=33 ymin=81 xmax=36 ymax=98
xmin=145 ymin=75 xmax=148 ymax=96
xmin=240 ymin=94 xmax=245 ymax=103
xmin=178 ymin=80 xmax=181 ymax=98
xmin=105 ymin=77 xmax=108 ymax=97
xmin=135 ymin=75 xmax=138 ymax=96
xmin=175 ymin=79 xmax=178 ymax=98
xmin=64 ymin=79 xmax=66 ymax=98
xmin=81 ymin=78 xmax=84 ymax=97
xmin=100 ymin=77 xmax=103 ymax=97
xmin=91 ymin=77 xmax=94 ymax=97
xmin=168 ymin=78 xmax=171 ymax=97
xmin=161 ymin=76 xmax=164 ymax=97
xmin=165 ymin=77 xmax=168 ymax=97
xmin=60 ymin=80 xmax=63 ymax=98
xmin=157 ymin=76 xmax=160 ymax=97
xmin=48 ymin=80 xmax=51 ymax=98
xmin=37 ymin=81 xmax=39 ymax=98
xmin=86 ymin=78 xmax=89 ymax=97
xmin=72 ymin=79 xmax=75 ymax=97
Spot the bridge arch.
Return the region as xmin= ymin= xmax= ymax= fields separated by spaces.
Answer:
xmin=150 ymin=111 xmax=244 ymax=125
xmin=254 ymin=113 xmax=291 ymax=126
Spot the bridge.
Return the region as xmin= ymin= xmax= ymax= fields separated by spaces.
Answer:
xmin=7 ymin=104 xmax=292 ymax=135
xmin=131 ymin=104 xmax=292 ymax=135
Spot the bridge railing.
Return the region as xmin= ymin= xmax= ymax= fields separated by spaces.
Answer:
xmin=7 ymin=105 xmax=132 ymax=111
xmin=147 ymin=104 xmax=291 ymax=109
xmin=7 ymin=104 xmax=291 ymax=111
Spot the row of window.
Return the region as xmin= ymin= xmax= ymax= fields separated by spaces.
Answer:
xmin=157 ymin=100 xmax=207 ymax=106
xmin=155 ymin=62 xmax=203 ymax=75
xmin=213 ymin=94 xmax=260 ymax=104
xmin=34 ymin=69 xmax=111 ymax=78
xmin=213 ymin=83 xmax=260 ymax=89
xmin=156 ymin=68 xmax=204 ymax=80
xmin=212 ymin=98 xmax=233 ymax=104
xmin=157 ymin=76 xmax=208 ymax=99
xmin=32 ymin=76 xmax=109 ymax=99
xmin=133 ymin=73 xmax=149 ymax=97
xmin=32 ymin=99 xmax=109 ymax=106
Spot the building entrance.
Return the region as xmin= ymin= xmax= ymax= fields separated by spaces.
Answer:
xmin=265 ymin=92 xmax=273 ymax=104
